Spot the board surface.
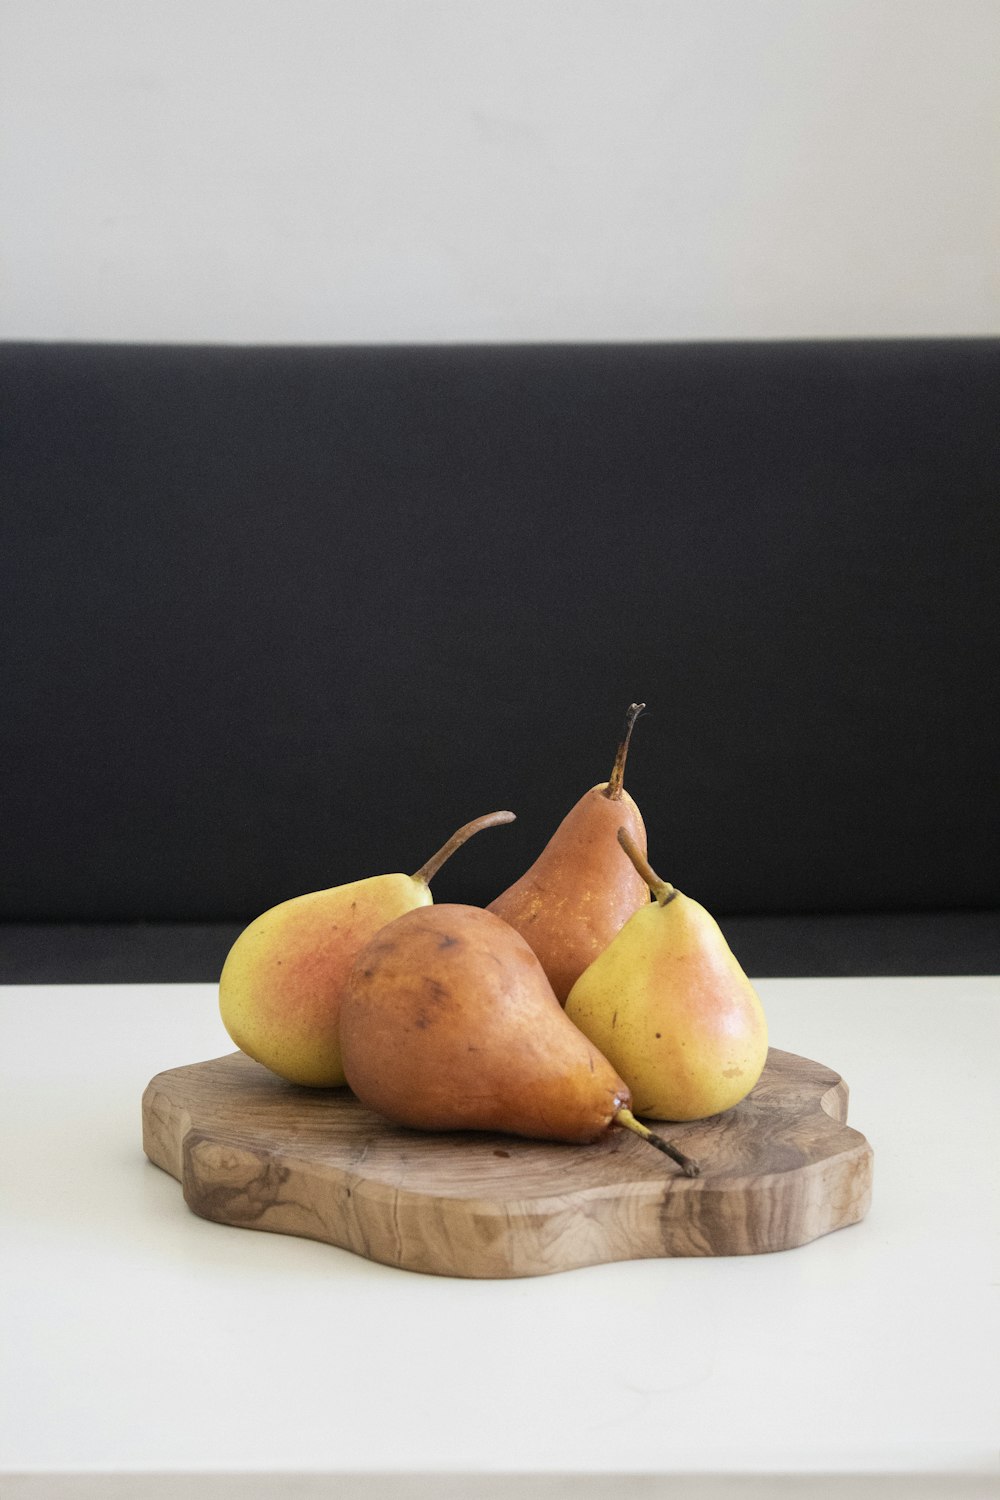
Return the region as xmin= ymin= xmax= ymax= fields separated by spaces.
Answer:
xmin=142 ymin=1047 xmax=873 ymax=1278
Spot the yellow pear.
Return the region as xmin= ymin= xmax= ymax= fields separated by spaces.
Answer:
xmin=219 ymin=811 xmax=514 ymax=1088
xmin=488 ymin=703 xmax=651 ymax=1003
xmin=565 ymin=830 xmax=768 ymax=1121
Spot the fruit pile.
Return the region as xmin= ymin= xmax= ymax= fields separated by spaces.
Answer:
xmin=218 ymin=706 xmax=768 ymax=1175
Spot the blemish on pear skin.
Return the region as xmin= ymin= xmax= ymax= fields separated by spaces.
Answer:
xmin=723 ymin=1066 xmax=743 ymax=1078
xmin=612 ymin=1011 xmax=618 ymax=1029
xmin=438 ymin=934 xmax=458 ymax=949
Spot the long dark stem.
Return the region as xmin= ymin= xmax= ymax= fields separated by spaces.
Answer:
xmin=411 ymin=810 xmax=515 ymax=886
xmin=616 ymin=1107 xmax=700 ymax=1176
xmin=604 ymin=702 xmax=646 ymax=800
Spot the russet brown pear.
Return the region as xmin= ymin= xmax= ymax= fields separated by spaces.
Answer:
xmin=339 ymin=903 xmax=699 ymax=1174
xmin=340 ymin=905 xmax=628 ymax=1142
xmin=218 ymin=811 xmax=514 ymax=1088
xmin=488 ymin=703 xmax=650 ymax=1003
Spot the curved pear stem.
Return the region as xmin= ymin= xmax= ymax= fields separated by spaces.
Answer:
xmin=604 ymin=702 xmax=646 ymax=801
xmin=617 ymin=827 xmax=677 ymax=906
xmin=616 ymin=1108 xmax=700 ymax=1176
xmin=412 ymin=810 xmax=516 ymax=886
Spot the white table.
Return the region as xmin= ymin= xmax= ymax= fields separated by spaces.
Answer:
xmin=1 ymin=978 xmax=998 ymax=1499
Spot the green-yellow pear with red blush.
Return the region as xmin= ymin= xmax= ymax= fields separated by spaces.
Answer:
xmin=565 ymin=830 xmax=768 ymax=1122
xmin=488 ymin=703 xmax=651 ymax=1004
xmin=218 ymin=810 xmax=514 ymax=1088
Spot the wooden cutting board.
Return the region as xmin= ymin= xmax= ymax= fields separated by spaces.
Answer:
xmin=142 ymin=1047 xmax=872 ymax=1278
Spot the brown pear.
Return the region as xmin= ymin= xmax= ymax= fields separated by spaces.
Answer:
xmin=339 ymin=904 xmax=699 ymax=1174
xmin=487 ymin=703 xmax=650 ymax=1003
xmin=340 ymin=904 xmax=627 ymax=1142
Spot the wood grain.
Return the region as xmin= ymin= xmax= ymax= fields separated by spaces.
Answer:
xmin=142 ymin=1047 xmax=873 ymax=1278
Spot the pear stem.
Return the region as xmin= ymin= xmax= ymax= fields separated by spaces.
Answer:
xmin=604 ymin=702 xmax=646 ymax=801
xmin=617 ymin=827 xmax=677 ymax=906
xmin=616 ymin=1108 xmax=700 ymax=1176
xmin=412 ymin=810 xmax=516 ymax=886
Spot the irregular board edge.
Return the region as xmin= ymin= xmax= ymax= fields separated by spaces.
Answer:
xmin=140 ymin=1051 xmax=875 ymax=1278
xmin=159 ymin=1118 xmax=874 ymax=1279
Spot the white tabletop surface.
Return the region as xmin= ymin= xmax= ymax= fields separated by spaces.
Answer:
xmin=1 ymin=976 xmax=998 ymax=1500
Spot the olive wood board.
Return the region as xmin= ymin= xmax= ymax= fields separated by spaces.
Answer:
xmin=142 ymin=1047 xmax=873 ymax=1279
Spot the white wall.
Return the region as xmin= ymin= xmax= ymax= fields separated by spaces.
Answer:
xmin=2 ymin=0 xmax=998 ymax=343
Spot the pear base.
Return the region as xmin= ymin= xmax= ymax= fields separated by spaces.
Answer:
xmin=142 ymin=1047 xmax=873 ymax=1279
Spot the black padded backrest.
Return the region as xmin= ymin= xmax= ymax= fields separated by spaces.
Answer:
xmin=3 ymin=340 xmax=998 ymax=921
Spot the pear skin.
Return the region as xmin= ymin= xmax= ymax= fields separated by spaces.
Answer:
xmin=340 ymin=904 xmax=632 ymax=1144
xmin=488 ymin=704 xmax=650 ymax=1003
xmin=565 ymin=836 xmax=768 ymax=1122
xmin=218 ymin=812 xmax=514 ymax=1088
xmin=219 ymin=872 xmax=430 ymax=1087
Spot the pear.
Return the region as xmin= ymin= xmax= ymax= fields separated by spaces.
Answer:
xmin=219 ymin=811 xmax=514 ymax=1088
xmin=488 ymin=703 xmax=651 ymax=1003
xmin=340 ymin=902 xmax=698 ymax=1172
xmin=565 ymin=830 xmax=768 ymax=1122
